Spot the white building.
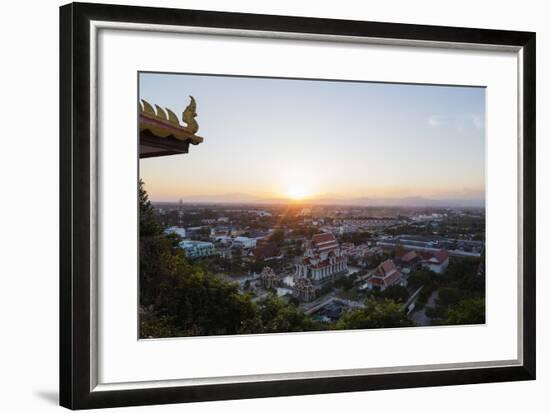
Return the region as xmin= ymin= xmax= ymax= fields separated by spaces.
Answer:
xmin=232 ymin=236 xmax=257 ymax=249
xmin=421 ymin=250 xmax=450 ymax=274
xmin=165 ymin=226 xmax=186 ymax=238
xmin=179 ymin=240 xmax=216 ymax=259
xmin=294 ymin=233 xmax=348 ymax=283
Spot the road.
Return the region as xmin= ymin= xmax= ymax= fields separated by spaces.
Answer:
xmin=411 ymin=290 xmax=439 ymax=326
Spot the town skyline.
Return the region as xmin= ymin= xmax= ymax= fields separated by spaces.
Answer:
xmin=139 ymin=72 xmax=485 ymax=205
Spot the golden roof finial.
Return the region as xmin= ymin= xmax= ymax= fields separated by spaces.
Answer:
xmin=182 ymin=96 xmax=199 ymax=134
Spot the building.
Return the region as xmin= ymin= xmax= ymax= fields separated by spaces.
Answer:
xmin=259 ymin=267 xmax=279 ymax=289
xmin=294 ymin=277 xmax=315 ymax=301
xmin=184 ymin=226 xmax=204 ymax=238
xmin=179 ymin=240 xmax=216 ymax=259
xmin=364 ymin=259 xmax=403 ymax=291
xmin=421 ymin=249 xmax=449 ymax=274
xmin=294 ymin=233 xmax=348 ymax=283
xmin=336 ymin=218 xmax=404 ymax=230
xmin=165 ymin=226 xmax=186 ymax=238
xmin=232 ymin=236 xmax=257 ymax=249
xmin=139 ymin=96 xmax=203 ymax=158
xmin=397 ymin=250 xmax=421 ymax=273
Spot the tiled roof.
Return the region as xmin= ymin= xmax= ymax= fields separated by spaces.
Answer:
xmin=375 ymin=259 xmax=397 ymax=277
xmin=420 ymin=249 xmax=449 ymax=265
xmin=252 ymin=244 xmax=280 ymax=259
xmin=401 ymin=251 xmax=418 ymax=263
xmin=369 ymin=269 xmax=402 ymax=287
xmin=309 ymin=256 xmax=346 ymax=269
xmin=312 ymin=233 xmax=336 ymax=244
xmin=433 ymin=249 xmax=449 ymax=264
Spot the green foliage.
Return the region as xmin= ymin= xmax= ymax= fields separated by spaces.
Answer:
xmin=139 ymin=179 xmax=163 ymax=237
xmin=139 ymin=181 xmax=327 ymax=337
xmin=334 ymin=276 xmax=354 ymax=291
xmin=445 ymin=298 xmax=485 ymax=325
xmin=243 ymin=295 xmax=321 ymax=334
xmin=407 ymin=268 xmax=436 ymax=290
xmin=140 ymin=313 xmax=182 ymax=338
xmin=436 ymin=287 xmax=464 ymax=307
xmin=380 ymin=285 xmax=410 ymax=303
xmin=424 ymin=258 xmax=485 ymax=326
xmin=249 ymin=258 xmax=266 ymax=274
xmin=337 ymin=300 xmax=414 ymax=330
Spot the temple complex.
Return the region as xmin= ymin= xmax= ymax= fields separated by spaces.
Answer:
xmin=294 ymin=233 xmax=348 ymax=283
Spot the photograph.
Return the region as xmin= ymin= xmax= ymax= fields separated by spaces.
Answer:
xmin=138 ymin=72 xmax=486 ymax=339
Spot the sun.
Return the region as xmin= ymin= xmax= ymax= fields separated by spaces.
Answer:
xmin=286 ymin=184 xmax=310 ymax=201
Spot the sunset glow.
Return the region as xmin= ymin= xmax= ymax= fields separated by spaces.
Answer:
xmin=286 ymin=185 xmax=311 ymax=201
xmin=139 ymin=73 xmax=485 ymax=206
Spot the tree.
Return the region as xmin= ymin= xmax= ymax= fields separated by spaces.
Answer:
xmin=139 ymin=179 xmax=162 ymax=237
xmin=337 ymin=300 xmax=414 ymax=330
xmin=445 ymin=298 xmax=485 ymax=325
xmin=381 ymin=285 xmax=409 ymax=303
xmin=139 ymin=181 xmax=258 ymax=337
xmin=334 ymin=276 xmax=354 ymax=291
xmin=437 ymin=287 xmax=464 ymax=307
xmin=407 ymin=268 xmax=435 ymax=290
xmin=138 ymin=181 xmax=324 ymax=337
xmin=243 ymin=295 xmax=320 ymax=333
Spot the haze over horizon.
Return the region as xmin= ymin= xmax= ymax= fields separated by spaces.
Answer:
xmin=140 ymin=73 xmax=485 ymax=205
xmin=152 ymin=192 xmax=484 ymax=208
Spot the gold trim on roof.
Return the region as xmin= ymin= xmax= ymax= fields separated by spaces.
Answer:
xmin=139 ymin=97 xmax=203 ymax=145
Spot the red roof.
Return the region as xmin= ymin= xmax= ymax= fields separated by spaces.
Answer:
xmin=369 ymin=269 xmax=402 ymax=287
xmin=395 ymin=249 xmax=406 ymax=258
xmin=312 ymin=233 xmax=336 ymax=244
xmin=420 ymin=251 xmax=433 ymax=260
xmin=375 ymin=259 xmax=397 ymax=277
xmin=309 ymin=256 xmax=346 ymax=269
xmin=252 ymin=244 xmax=280 ymax=260
xmin=401 ymin=250 xmax=418 ymax=263
xmin=420 ymin=249 xmax=449 ymax=265
xmin=369 ymin=259 xmax=402 ymax=287
xmin=432 ymin=249 xmax=449 ymax=264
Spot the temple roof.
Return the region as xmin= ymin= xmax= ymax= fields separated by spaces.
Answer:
xmin=311 ymin=232 xmax=339 ymax=253
xmin=139 ymin=97 xmax=203 ymax=158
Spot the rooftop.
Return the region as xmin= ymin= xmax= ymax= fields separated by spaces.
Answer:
xmin=139 ymin=97 xmax=203 ymax=159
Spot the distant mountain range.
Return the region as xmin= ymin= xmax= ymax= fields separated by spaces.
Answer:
xmin=169 ymin=193 xmax=485 ymax=208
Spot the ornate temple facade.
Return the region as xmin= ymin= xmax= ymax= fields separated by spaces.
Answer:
xmin=294 ymin=233 xmax=348 ymax=284
xmin=294 ymin=277 xmax=315 ymax=302
xmin=259 ymin=266 xmax=279 ymax=289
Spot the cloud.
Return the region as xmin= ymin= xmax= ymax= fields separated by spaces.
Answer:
xmin=428 ymin=115 xmax=443 ymax=127
xmin=427 ymin=114 xmax=484 ymax=130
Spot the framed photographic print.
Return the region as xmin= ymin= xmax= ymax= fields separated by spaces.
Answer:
xmin=59 ymin=2 xmax=536 ymax=410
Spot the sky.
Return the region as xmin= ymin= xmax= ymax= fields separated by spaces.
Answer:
xmin=139 ymin=72 xmax=485 ymax=205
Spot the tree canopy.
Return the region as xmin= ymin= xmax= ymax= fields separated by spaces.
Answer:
xmin=337 ymin=300 xmax=414 ymax=330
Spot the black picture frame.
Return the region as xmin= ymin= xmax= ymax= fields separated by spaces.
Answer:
xmin=60 ymin=2 xmax=536 ymax=410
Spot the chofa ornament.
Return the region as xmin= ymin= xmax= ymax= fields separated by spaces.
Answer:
xmin=139 ymin=96 xmax=203 ymax=144
xmin=182 ymin=95 xmax=199 ymax=134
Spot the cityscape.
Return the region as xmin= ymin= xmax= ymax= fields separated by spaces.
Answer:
xmin=138 ymin=72 xmax=485 ymax=338
xmin=148 ymin=201 xmax=484 ymax=331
